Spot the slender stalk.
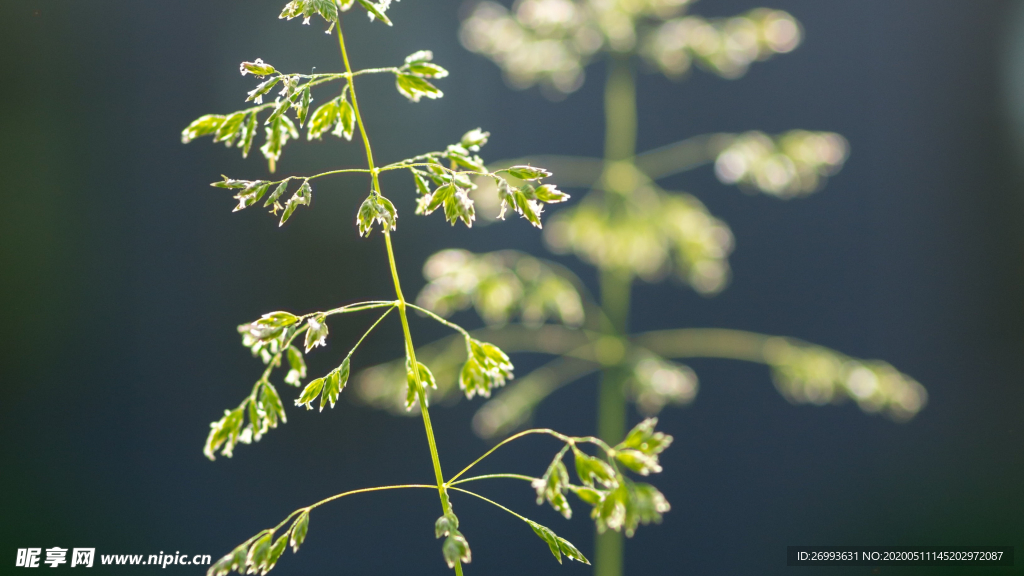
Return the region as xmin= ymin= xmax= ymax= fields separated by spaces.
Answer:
xmin=604 ymin=55 xmax=637 ymax=164
xmin=447 ymin=428 xmax=573 ymax=484
xmin=344 ymin=305 xmax=395 ymax=358
xmin=594 ymin=54 xmax=638 ymax=576
xmin=448 ymin=487 xmax=534 ymax=524
xmin=449 ymin=473 xmax=537 ymax=486
xmin=335 ymin=18 xmax=461 ymax=575
xmin=308 ymin=483 xmax=436 ymax=511
xmin=384 ymin=232 xmax=452 ymax=512
xmin=263 ymin=484 xmax=437 ymax=538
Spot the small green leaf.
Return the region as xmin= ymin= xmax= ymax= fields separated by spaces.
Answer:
xmin=458 ymin=339 xmax=514 ymax=399
xmin=265 ymin=180 xmax=290 ymax=207
xmin=279 ymin=180 xmax=312 ymax=226
xmin=357 ymin=195 xmax=378 ymax=237
xmin=261 ymin=115 xmax=298 ymax=173
xmin=442 ymin=531 xmax=471 ymax=568
xmin=260 ymin=311 xmax=300 ymax=327
xmin=240 ymin=58 xmax=276 ymax=77
xmin=434 ymin=512 xmax=459 ymax=538
xmin=246 ymin=533 xmax=273 ymax=573
xmin=460 ymin=128 xmax=490 ymax=151
xmin=266 ymin=533 xmax=288 ymax=571
xmin=495 ymin=177 xmax=516 ymax=220
xmin=357 ymin=194 xmax=397 ymax=237
xmin=426 ymin=182 xmax=454 ymax=214
xmin=575 ymin=452 xmax=618 ymax=488
xmin=506 ymin=165 xmax=552 ymax=180
xmin=395 ymin=73 xmax=443 ymax=102
xmin=408 ymin=62 xmax=449 ymax=78
xmin=207 ymin=543 xmax=247 ymax=576
xmin=247 ymin=401 xmax=260 ymax=439
xmin=211 ymin=175 xmax=250 ymax=189
xmin=240 ymin=112 xmax=258 ymax=158
xmin=295 ymin=377 xmax=325 ymax=409
xmin=529 ymin=522 xmax=562 ymax=563
xmin=320 ymin=370 xmax=340 ymax=412
xmin=445 ymin=146 xmax=485 ymax=172
xmin=296 ymin=85 xmax=312 ymax=127
xmin=620 ymin=417 xmax=673 ymax=455
xmin=260 ymin=381 xmax=287 ymax=427
xmin=336 ymin=99 xmax=356 ymax=140
xmin=412 ymin=170 xmax=431 ymax=196
xmin=214 ymin=111 xmax=246 ymax=146
xmin=596 ymin=484 xmax=628 ymax=534
xmin=532 ymin=453 xmax=572 ymax=519
xmin=629 ymin=482 xmax=670 ymax=533
xmin=377 ymin=195 xmax=397 ymax=231
xmin=307 ymin=99 xmax=339 ymax=140
xmin=247 ymin=77 xmax=281 ymax=103
xmin=285 ymin=345 xmax=307 ymax=386
xmin=233 ymin=181 xmax=271 ymax=212
xmin=304 ymin=316 xmax=328 ymax=352
xmin=572 ymin=486 xmax=605 ymax=506
xmin=266 ymin=98 xmax=292 ymax=127
xmin=405 ymin=360 xmax=436 ymax=410
xmin=514 ymin=190 xmax=543 ymax=227
xmin=181 ymin=114 xmax=224 ymax=144
xmin=557 ymin=537 xmax=589 ymax=564
xmin=615 ymin=449 xmax=662 ymax=475
xmin=357 ymin=0 xmax=392 ymax=25
xmin=290 ymin=511 xmax=309 ymax=553
xmin=533 ymin=184 xmax=569 ymax=203
xmin=319 ymin=357 xmax=349 ymax=411
xmin=442 ymin=190 xmax=475 ymax=227
xmin=280 ymin=0 xmax=340 ymax=23
xmin=405 ymin=50 xmax=434 ymax=64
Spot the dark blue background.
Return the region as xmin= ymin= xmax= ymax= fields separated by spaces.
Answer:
xmin=1 ymin=1 xmax=1022 ymax=574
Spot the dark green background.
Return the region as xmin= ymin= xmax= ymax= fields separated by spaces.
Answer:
xmin=1 ymin=1 xmax=1022 ymax=574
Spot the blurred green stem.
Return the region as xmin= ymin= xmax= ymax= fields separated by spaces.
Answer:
xmin=595 ymin=54 xmax=636 ymax=576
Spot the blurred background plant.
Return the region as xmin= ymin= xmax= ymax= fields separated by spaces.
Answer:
xmin=354 ymin=2 xmax=927 ymax=575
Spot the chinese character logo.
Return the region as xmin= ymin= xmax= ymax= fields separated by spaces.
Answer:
xmin=44 ymin=547 xmax=67 ymax=568
xmin=71 ymin=548 xmax=95 ymax=568
xmin=16 ymin=548 xmax=41 ymax=568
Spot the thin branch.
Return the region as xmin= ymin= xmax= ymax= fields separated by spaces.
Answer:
xmin=252 ymin=483 xmax=437 ymax=538
xmin=306 ymin=168 xmax=374 ymax=180
xmin=345 ymin=305 xmax=396 ymax=358
xmin=631 ymin=328 xmax=775 ymax=363
xmin=321 ymin=300 xmax=398 ymax=317
xmin=634 ymin=133 xmax=736 ymax=181
xmin=449 ymin=473 xmax=537 ymax=486
xmin=448 ymin=487 xmax=535 ymax=525
xmin=406 ymin=303 xmax=473 ymax=339
xmin=447 ymin=428 xmax=573 ymax=485
xmin=308 ymin=483 xmax=437 ymax=511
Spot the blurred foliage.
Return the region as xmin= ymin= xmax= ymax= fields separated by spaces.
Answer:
xmin=356 ymin=0 xmax=925 ymax=477
xmin=460 ymin=0 xmax=801 ymax=98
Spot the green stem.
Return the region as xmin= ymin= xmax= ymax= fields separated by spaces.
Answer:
xmin=384 ymin=232 xmax=452 ymax=510
xmin=448 ymin=487 xmax=535 ymax=525
xmin=604 ymin=55 xmax=636 ymax=164
xmin=406 ymin=303 xmax=473 ymax=339
xmin=344 ymin=305 xmax=395 ymax=358
xmin=449 ymin=473 xmax=537 ymax=486
xmin=594 ymin=54 xmax=638 ymax=576
xmin=335 ymin=17 xmax=461 ymax=575
xmin=447 ymin=428 xmax=573 ymax=484
xmin=264 ymin=483 xmax=437 ymax=537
